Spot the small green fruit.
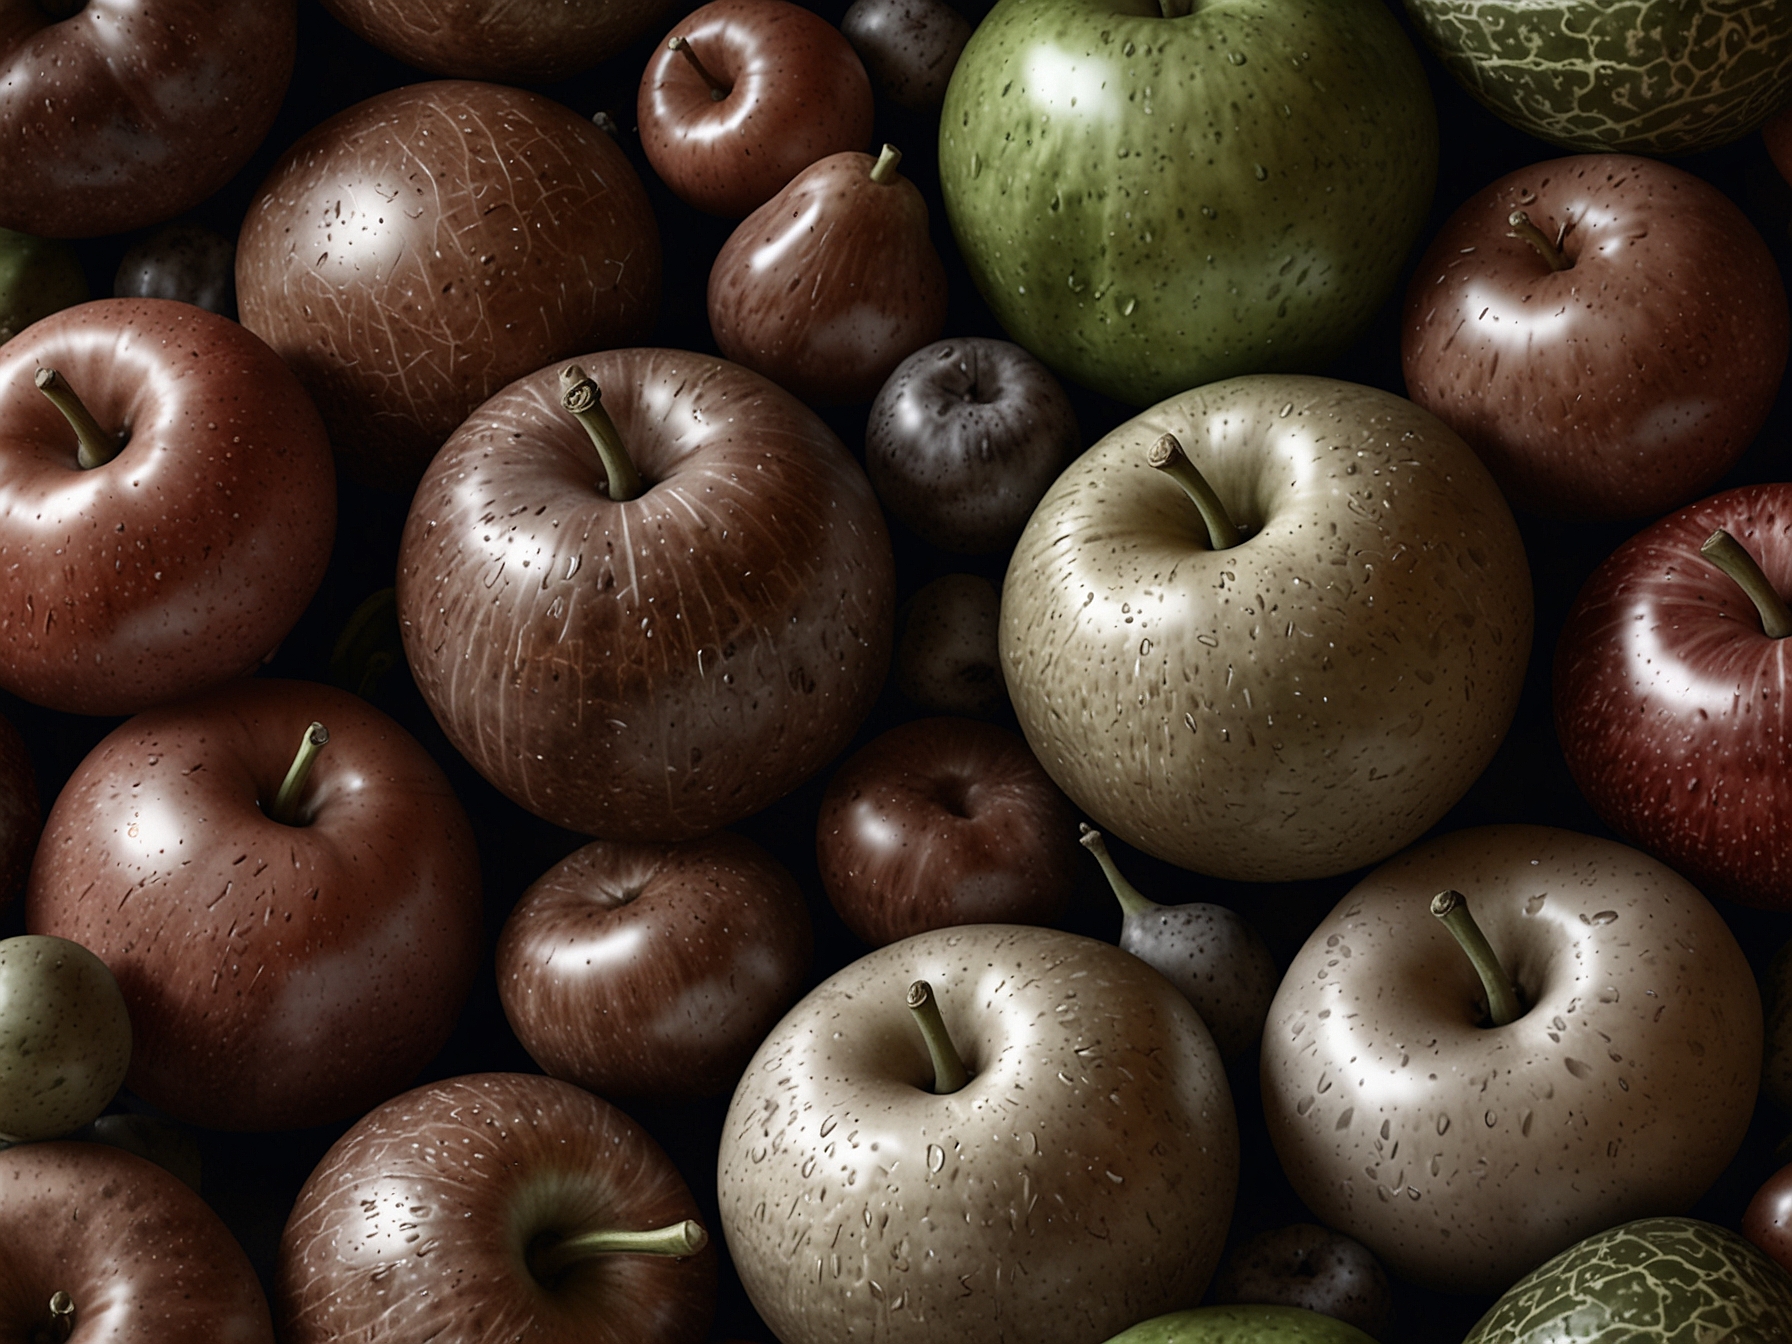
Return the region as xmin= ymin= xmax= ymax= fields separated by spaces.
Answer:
xmin=0 ymin=934 xmax=132 ymax=1142
xmin=0 ymin=228 xmax=88 ymax=344
xmin=1103 ymin=1304 xmax=1379 ymax=1344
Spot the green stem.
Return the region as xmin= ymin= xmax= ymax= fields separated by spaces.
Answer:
xmin=668 ymin=36 xmax=728 ymax=100
xmin=1149 ymin=432 xmax=1239 ymax=550
xmin=869 ymin=144 xmax=902 ymax=185
xmin=907 ymin=980 xmax=968 ymax=1094
xmin=33 ymin=1291 xmax=73 ymax=1344
xmin=529 ymin=1220 xmax=708 ymax=1282
xmin=560 ymin=365 xmax=642 ymax=502
xmin=1431 ymin=890 xmax=1522 ymax=1028
xmin=1078 ymin=824 xmax=1156 ymax=920
xmin=269 ymin=723 xmax=329 ymax=826
xmin=1701 ymin=528 xmax=1792 ymax=638
xmin=1506 ymin=210 xmax=1568 ymax=271
xmin=35 ymin=368 xmax=123 ymax=468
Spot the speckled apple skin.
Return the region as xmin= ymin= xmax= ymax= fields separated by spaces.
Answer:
xmin=1210 ymin=1224 xmax=1391 ymax=1338
xmin=0 ymin=1140 xmax=274 ymax=1342
xmin=639 ymin=0 xmax=874 ymax=219
xmin=236 ymin=80 xmax=660 ymax=494
xmin=496 ymin=832 xmax=813 ymax=1103
xmin=277 ymin=1073 xmax=716 ymax=1344
xmin=1000 ymin=375 xmax=1532 ymax=883
xmin=0 ymin=298 xmax=336 ymax=716
xmin=1260 ymin=825 xmax=1762 ymax=1295
xmin=842 ymin=0 xmax=973 ymax=112
xmin=0 ymin=934 xmax=130 ymax=1142
xmin=718 ymin=924 xmax=1238 ymax=1344
xmin=1402 ymin=154 xmax=1788 ymax=522
xmin=1119 ymin=902 xmax=1277 ymax=1067
xmin=25 ymin=679 xmax=484 ymax=1133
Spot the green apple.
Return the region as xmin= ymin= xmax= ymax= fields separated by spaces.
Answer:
xmin=1403 ymin=0 xmax=1792 ymax=155
xmin=938 ymin=0 xmax=1437 ymax=407
xmin=1105 ymin=1305 xmax=1377 ymax=1344
xmin=0 ymin=227 xmax=86 ymax=344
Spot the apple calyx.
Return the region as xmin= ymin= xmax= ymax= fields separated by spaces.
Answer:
xmin=33 ymin=1290 xmax=74 ymax=1344
xmin=1430 ymin=889 xmax=1522 ymax=1027
xmin=907 ymin=979 xmax=969 ymax=1094
xmin=34 ymin=368 xmax=124 ymax=469
xmin=268 ymin=722 xmax=329 ymax=826
xmin=869 ymin=144 xmax=903 ymax=186
xmin=1505 ymin=210 xmax=1569 ymax=272
xmin=527 ymin=1218 xmax=709 ymax=1284
xmin=1149 ymin=433 xmax=1240 ymax=550
xmin=1079 ymin=823 xmax=1157 ymax=920
xmin=667 ymin=35 xmax=729 ymax=102
xmin=1700 ymin=528 xmax=1792 ymax=638
xmin=559 ymin=365 xmax=643 ymax=502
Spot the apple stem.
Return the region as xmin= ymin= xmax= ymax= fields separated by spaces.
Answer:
xmin=43 ymin=1291 xmax=73 ymax=1343
xmin=907 ymin=979 xmax=969 ymax=1094
xmin=1430 ymin=890 xmax=1522 ymax=1028
xmin=269 ymin=722 xmax=329 ymax=826
xmin=1701 ymin=528 xmax=1792 ymax=638
xmin=1149 ymin=433 xmax=1239 ymax=550
xmin=869 ymin=144 xmax=903 ymax=185
xmin=1506 ymin=210 xmax=1569 ymax=272
xmin=1078 ymin=824 xmax=1158 ymax=920
xmin=528 ymin=1219 xmax=708 ymax=1282
xmin=667 ymin=35 xmax=728 ymax=100
xmin=559 ymin=365 xmax=643 ymax=503
xmin=35 ymin=368 xmax=124 ymax=469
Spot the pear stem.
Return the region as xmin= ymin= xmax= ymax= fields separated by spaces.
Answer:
xmin=35 ymin=368 xmax=122 ymax=468
xmin=1149 ymin=433 xmax=1239 ymax=550
xmin=1078 ymin=824 xmax=1157 ymax=919
xmin=269 ymin=723 xmax=329 ymax=826
xmin=1506 ymin=210 xmax=1568 ymax=271
xmin=869 ymin=144 xmax=902 ymax=184
xmin=1701 ymin=528 xmax=1792 ymax=638
xmin=1431 ymin=890 xmax=1521 ymax=1028
xmin=667 ymin=36 xmax=728 ymax=100
xmin=907 ymin=980 xmax=968 ymax=1094
xmin=529 ymin=1220 xmax=708 ymax=1282
xmin=560 ymin=365 xmax=642 ymax=502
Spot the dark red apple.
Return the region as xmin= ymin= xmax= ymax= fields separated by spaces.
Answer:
xmin=113 ymin=221 xmax=235 ymax=318
xmin=1211 ymin=1224 xmax=1393 ymax=1338
xmin=638 ymin=0 xmax=873 ymax=218
xmin=841 ymin=0 xmax=971 ymax=113
xmin=1742 ymin=1161 xmax=1792 ymax=1276
xmin=815 ymin=716 xmax=1078 ymax=947
xmin=1403 ymin=154 xmax=1788 ymax=521
xmin=236 ymin=79 xmax=661 ymax=494
xmin=396 ymin=348 xmax=894 ymax=842
xmin=0 ymin=1 xmax=295 ymax=238
xmin=1767 ymin=103 xmax=1792 ymax=187
xmin=276 ymin=1072 xmax=716 ymax=1344
xmin=496 ymin=831 xmax=813 ymax=1103
xmin=0 ymin=708 xmax=39 ymax=912
xmin=25 ymin=678 xmax=484 ymax=1132
xmin=0 ymin=298 xmax=335 ymax=716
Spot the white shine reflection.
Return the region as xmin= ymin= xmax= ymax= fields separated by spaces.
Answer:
xmin=1457 ymin=278 xmax=1577 ymax=347
xmin=748 ymin=199 xmax=825 ymax=274
xmin=1023 ymin=44 xmax=1121 ymax=119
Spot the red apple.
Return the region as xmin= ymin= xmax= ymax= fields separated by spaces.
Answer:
xmin=841 ymin=0 xmax=972 ymax=113
xmin=1742 ymin=1162 xmax=1792 ymax=1276
xmin=25 ymin=678 xmax=483 ymax=1132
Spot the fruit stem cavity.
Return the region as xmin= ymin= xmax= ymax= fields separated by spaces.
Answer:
xmin=1701 ymin=528 xmax=1792 ymax=638
xmin=1431 ymin=889 xmax=1521 ymax=1028
xmin=668 ymin=36 xmax=728 ymax=100
xmin=269 ymin=722 xmax=329 ymax=826
xmin=529 ymin=1220 xmax=708 ymax=1282
xmin=907 ymin=979 xmax=969 ymax=1094
xmin=1150 ymin=433 xmax=1239 ymax=550
xmin=35 ymin=368 xmax=123 ymax=469
xmin=1506 ymin=210 xmax=1569 ymax=271
xmin=561 ymin=365 xmax=642 ymax=502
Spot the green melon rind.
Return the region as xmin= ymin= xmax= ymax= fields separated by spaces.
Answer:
xmin=1463 ymin=1217 xmax=1792 ymax=1344
xmin=1103 ymin=1303 xmax=1381 ymax=1344
xmin=1402 ymin=0 xmax=1792 ymax=155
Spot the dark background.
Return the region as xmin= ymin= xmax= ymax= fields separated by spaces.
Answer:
xmin=6 ymin=1 xmax=1792 ymax=1340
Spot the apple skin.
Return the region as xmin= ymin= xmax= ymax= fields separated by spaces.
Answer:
xmin=495 ymin=831 xmax=813 ymax=1103
xmin=1402 ymin=154 xmax=1788 ymax=522
xmin=0 ymin=0 xmax=295 ymax=239
xmin=1103 ymin=1305 xmax=1379 ymax=1344
xmin=25 ymin=678 xmax=484 ymax=1133
xmin=0 ymin=934 xmax=130 ymax=1143
xmin=1260 ymin=824 xmax=1762 ymax=1296
xmin=718 ymin=923 xmax=1238 ymax=1344
xmin=396 ymin=348 xmax=895 ymax=842
xmin=894 ymin=573 xmax=1004 ymax=717
xmin=638 ymin=0 xmax=875 ymax=219
xmin=0 ymin=298 xmax=336 ymax=717
xmin=1001 ymin=374 xmax=1532 ymax=882
xmin=113 ymin=222 xmax=236 ymax=318
xmin=938 ymin=0 xmax=1437 ymax=407
xmin=1742 ymin=1162 xmax=1792 ymax=1277
xmin=0 ymin=1140 xmax=274 ymax=1343
xmin=1554 ymin=484 xmax=1792 ymax=910
xmin=841 ymin=0 xmax=972 ymax=113
xmin=1210 ymin=1226 xmax=1391 ymax=1339
xmin=236 ymin=80 xmax=661 ymax=495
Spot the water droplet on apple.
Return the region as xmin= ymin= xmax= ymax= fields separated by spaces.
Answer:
xmin=927 ymin=1144 xmax=944 ymax=1173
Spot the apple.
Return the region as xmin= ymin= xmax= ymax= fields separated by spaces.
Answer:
xmin=0 ymin=934 xmax=130 ymax=1142
xmin=0 ymin=0 xmax=295 ymax=238
xmin=894 ymin=573 xmax=1004 ymax=717
xmin=1401 ymin=0 xmax=1792 ymax=155
xmin=25 ymin=678 xmax=484 ymax=1132
xmin=1210 ymin=1226 xmax=1392 ymax=1339
xmin=395 ymin=348 xmax=895 ymax=842
xmin=1768 ymin=102 xmax=1792 ymax=186
xmin=1260 ymin=824 xmax=1762 ymax=1295
xmin=1768 ymin=936 xmax=1792 ymax=1117
xmin=842 ymin=0 xmax=972 ymax=112
xmin=1743 ymin=1162 xmax=1792 ymax=1277
xmin=1402 ymin=154 xmax=1788 ymax=522
xmin=1000 ymin=374 xmax=1532 ymax=882
xmin=0 ymin=227 xmax=86 ymax=343
xmin=717 ymin=923 xmax=1238 ymax=1344
xmin=113 ymin=221 xmax=236 ymax=318
xmin=1103 ymin=1305 xmax=1379 ymax=1344
xmin=938 ymin=0 xmax=1438 ymax=407
xmin=0 ymin=297 xmax=336 ymax=716
xmin=276 ymin=1072 xmax=716 ymax=1344
xmin=495 ymin=831 xmax=814 ymax=1103
xmin=638 ymin=0 xmax=874 ymax=218
xmin=0 ymin=1139 xmax=274 ymax=1343
xmin=235 ymin=79 xmax=661 ymax=494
